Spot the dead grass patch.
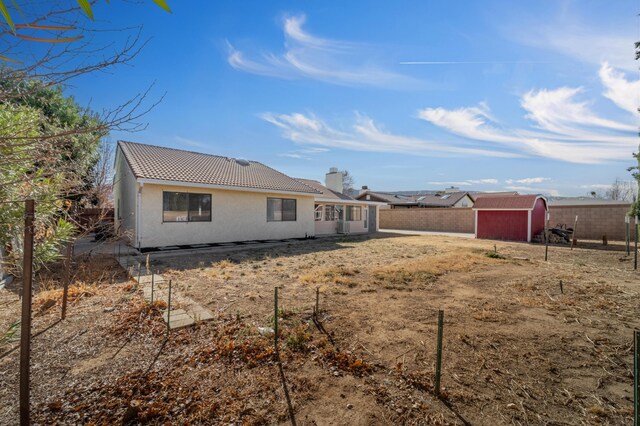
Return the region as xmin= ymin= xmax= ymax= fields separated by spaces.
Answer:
xmin=298 ymin=266 xmax=360 ymax=285
xmin=110 ymin=299 xmax=167 ymax=337
xmin=212 ymin=259 xmax=236 ymax=269
xmin=34 ymin=282 xmax=98 ymax=314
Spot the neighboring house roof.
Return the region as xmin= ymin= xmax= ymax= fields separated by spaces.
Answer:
xmin=412 ymin=192 xmax=473 ymax=207
xmin=473 ymin=194 xmax=546 ymax=210
xmin=356 ymin=191 xmax=418 ymax=205
xmin=295 ymin=179 xmax=353 ymax=201
xmin=356 ymin=190 xmax=473 ymax=207
xmin=473 ymin=191 xmax=519 ymax=198
xmin=117 ymin=141 xmax=320 ymax=195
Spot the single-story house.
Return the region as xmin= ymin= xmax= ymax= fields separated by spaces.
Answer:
xmin=473 ymin=194 xmax=547 ymax=242
xmin=113 ymin=141 xmax=380 ymax=249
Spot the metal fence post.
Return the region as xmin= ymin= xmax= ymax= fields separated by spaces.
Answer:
xmin=274 ymin=287 xmax=279 ymax=352
xmin=635 ymin=217 xmax=638 ymax=271
xmin=634 ymin=329 xmax=638 ymax=426
xmin=20 ymin=199 xmax=35 ymax=426
xmin=626 ymin=216 xmax=631 ymax=256
xmin=166 ymin=280 xmax=172 ymax=335
xmin=435 ymin=310 xmax=444 ymax=396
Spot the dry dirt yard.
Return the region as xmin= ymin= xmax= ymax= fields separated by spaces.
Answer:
xmin=0 ymin=233 xmax=638 ymax=425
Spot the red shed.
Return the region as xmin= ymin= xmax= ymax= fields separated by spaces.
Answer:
xmin=473 ymin=195 xmax=547 ymax=242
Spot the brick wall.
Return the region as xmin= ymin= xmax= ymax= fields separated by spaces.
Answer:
xmin=379 ymin=208 xmax=475 ymax=233
xmin=379 ymin=204 xmax=635 ymax=241
xmin=548 ymin=204 xmax=634 ymax=241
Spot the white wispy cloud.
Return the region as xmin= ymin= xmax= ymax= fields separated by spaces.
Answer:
xmin=428 ymin=179 xmax=498 ymax=186
xmin=417 ymin=64 xmax=638 ymax=164
xmin=175 ymin=136 xmax=208 ymax=149
xmin=427 ymin=181 xmax=471 ymax=186
xmin=278 ymin=152 xmax=310 ymax=160
xmin=227 ymin=14 xmax=420 ymax=88
xmin=261 ymin=111 xmax=521 ymax=158
xmin=505 ymin=185 xmax=560 ymax=197
xmin=598 ymin=62 xmax=640 ymax=115
xmin=506 ymin=177 xmax=549 ymax=185
xmin=278 ymin=146 xmax=330 ymax=160
xmin=580 ymin=184 xmax=611 ymax=190
xmin=520 ymin=86 xmax=635 ymax=133
xmin=507 ymin=17 xmax=637 ymax=72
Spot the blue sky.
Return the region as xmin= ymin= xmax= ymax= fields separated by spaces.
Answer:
xmin=64 ymin=0 xmax=640 ymax=196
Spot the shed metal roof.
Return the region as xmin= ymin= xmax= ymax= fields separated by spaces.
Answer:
xmin=473 ymin=194 xmax=546 ymax=210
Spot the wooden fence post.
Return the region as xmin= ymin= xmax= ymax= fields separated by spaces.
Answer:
xmin=570 ymin=215 xmax=578 ymax=250
xmin=20 ymin=199 xmax=35 ymax=426
xmin=545 ymin=212 xmax=550 ymax=262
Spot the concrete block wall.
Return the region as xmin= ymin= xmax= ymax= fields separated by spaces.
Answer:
xmin=548 ymin=204 xmax=634 ymax=241
xmin=379 ymin=208 xmax=475 ymax=233
xmin=379 ymin=203 xmax=635 ymax=241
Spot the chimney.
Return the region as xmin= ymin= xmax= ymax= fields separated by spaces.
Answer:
xmin=445 ymin=186 xmax=460 ymax=194
xmin=359 ymin=185 xmax=369 ymax=195
xmin=325 ymin=167 xmax=343 ymax=193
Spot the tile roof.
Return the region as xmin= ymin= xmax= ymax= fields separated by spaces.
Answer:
xmin=356 ymin=191 xmax=417 ymax=205
xmin=357 ymin=190 xmax=473 ymax=207
xmin=473 ymin=194 xmax=544 ymax=210
xmin=412 ymin=192 xmax=471 ymax=207
xmin=472 ymin=191 xmax=519 ymax=198
xmin=118 ymin=141 xmax=320 ymax=195
xmin=295 ymin=179 xmax=354 ymax=201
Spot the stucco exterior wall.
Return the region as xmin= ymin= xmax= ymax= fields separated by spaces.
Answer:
xmin=315 ymin=220 xmax=337 ymax=235
xmin=113 ymin=147 xmax=138 ymax=243
xmin=138 ymin=183 xmax=315 ymax=248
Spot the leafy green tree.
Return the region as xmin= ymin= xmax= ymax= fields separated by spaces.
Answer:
xmin=0 ymin=102 xmax=75 ymax=274
xmin=0 ymin=1 xmax=171 ymax=276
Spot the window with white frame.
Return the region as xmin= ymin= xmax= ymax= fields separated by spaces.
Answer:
xmin=346 ymin=206 xmax=362 ymax=221
xmin=314 ymin=204 xmax=323 ymax=221
xmin=324 ymin=204 xmax=337 ymax=221
xmin=267 ymin=198 xmax=297 ymax=222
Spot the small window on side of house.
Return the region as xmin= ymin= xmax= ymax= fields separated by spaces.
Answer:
xmin=163 ymin=192 xmax=211 ymax=222
xmin=314 ymin=204 xmax=323 ymax=221
xmin=267 ymin=198 xmax=297 ymax=222
xmin=324 ymin=204 xmax=335 ymax=221
xmin=346 ymin=206 xmax=362 ymax=221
